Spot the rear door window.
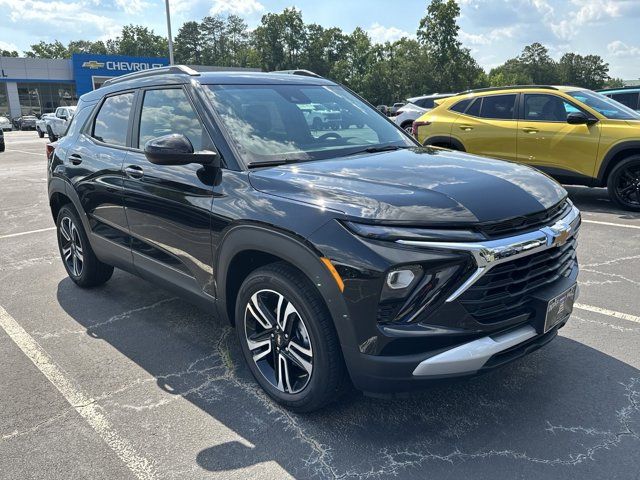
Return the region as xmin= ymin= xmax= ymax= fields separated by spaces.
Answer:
xmin=92 ymin=92 xmax=134 ymax=147
xmin=479 ymin=94 xmax=517 ymax=120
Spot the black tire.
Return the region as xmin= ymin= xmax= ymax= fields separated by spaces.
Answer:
xmin=607 ymin=155 xmax=640 ymax=212
xmin=235 ymin=262 xmax=348 ymax=412
xmin=47 ymin=125 xmax=57 ymax=142
xmin=37 ymin=127 xmax=44 ymax=138
xmin=56 ymin=205 xmax=114 ymax=287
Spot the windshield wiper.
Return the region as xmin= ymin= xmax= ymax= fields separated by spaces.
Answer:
xmin=344 ymin=145 xmax=412 ymax=156
xmin=246 ymin=158 xmax=305 ymax=169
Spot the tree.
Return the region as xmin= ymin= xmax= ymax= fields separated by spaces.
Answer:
xmin=416 ymin=0 xmax=485 ymax=91
xmin=518 ymin=42 xmax=557 ymax=84
xmin=558 ymin=53 xmax=609 ymax=89
xmin=67 ymin=40 xmax=108 ymax=55
xmin=112 ymin=25 xmax=168 ymax=57
xmin=604 ymin=77 xmax=626 ymax=88
xmin=1 ymin=50 xmax=19 ymax=57
xmin=24 ymin=41 xmax=68 ymax=59
xmin=488 ymin=58 xmax=533 ymax=86
xmin=174 ymin=21 xmax=205 ymax=64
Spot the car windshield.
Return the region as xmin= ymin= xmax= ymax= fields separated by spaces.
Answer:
xmin=204 ymin=84 xmax=413 ymax=166
xmin=567 ymin=90 xmax=640 ymax=120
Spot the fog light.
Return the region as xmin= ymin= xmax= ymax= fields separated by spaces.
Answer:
xmin=387 ymin=269 xmax=416 ymax=290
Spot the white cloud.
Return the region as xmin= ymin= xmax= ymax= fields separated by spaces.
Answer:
xmin=114 ymin=0 xmax=149 ymax=15
xmin=210 ymin=0 xmax=264 ymax=15
xmin=0 ymin=40 xmax=19 ymax=52
xmin=459 ymin=26 xmax=515 ymax=46
xmin=607 ymin=40 xmax=640 ymax=58
xmin=367 ymin=23 xmax=412 ymax=44
xmin=0 ymin=0 xmax=121 ymax=38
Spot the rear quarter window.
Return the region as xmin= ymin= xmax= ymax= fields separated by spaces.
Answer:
xmin=450 ymin=98 xmax=472 ymax=113
xmin=92 ymin=92 xmax=134 ymax=147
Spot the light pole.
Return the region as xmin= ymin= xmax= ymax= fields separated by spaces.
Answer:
xmin=165 ymin=0 xmax=174 ymax=65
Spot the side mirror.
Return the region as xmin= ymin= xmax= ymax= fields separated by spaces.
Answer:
xmin=567 ymin=112 xmax=597 ymax=125
xmin=144 ymin=134 xmax=219 ymax=166
xmin=59 ymin=114 xmax=67 ymax=120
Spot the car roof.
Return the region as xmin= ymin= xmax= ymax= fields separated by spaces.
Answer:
xmin=407 ymin=93 xmax=454 ymax=102
xmin=597 ymin=87 xmax=640 ymax=94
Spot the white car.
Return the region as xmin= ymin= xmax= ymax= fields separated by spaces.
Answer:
xmin=37 ymin=106 xmax=76 ymax=140
xmin=0 ymin=116 xmax=12 ymax=131
xmin=393 ymin=94 xmax=454 ymax=133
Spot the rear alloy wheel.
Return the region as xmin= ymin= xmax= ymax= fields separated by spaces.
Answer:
xmin=236 ymin=262 xmax=348 ymax=412
xmin=56 ymin=205 xmax=114 ymax=287
xmin=607 ymin=155 xmax=640 ymax=211
xmin=402 ymin=122 xmax=414 ymax=134
xmin=37 ymin=127 xmax=44 ymax=138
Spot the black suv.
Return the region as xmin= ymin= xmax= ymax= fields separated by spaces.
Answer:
xmin=48 ymin=66 xmax=581 ymax=411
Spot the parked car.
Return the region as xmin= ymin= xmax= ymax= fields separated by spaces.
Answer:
xmin=299 ymin=103 xmax=342 ymax=130
xmin=389 ymin=102 xmax=406 ymax=116
xmin=49 ymin=67 xmax=580 ymax=412
xmin=597 ymin=86 xmax=640 ymax=112
xmin=39 ymin=106 xmax=76 ymax=140
xmin=0 ymin=128 xmax=4 ymax=152
xmin=0 ymin=116 xmax=12 ymax=131
xmin=394 ymin=94 xmax=455 ymax=133
xmin=414 ymin=85 xmax=640 ymax=211
xmin=16 ymin=115 xmax=37 ymax=130
xmin=36 ymin=113 xmax=55 ymax=138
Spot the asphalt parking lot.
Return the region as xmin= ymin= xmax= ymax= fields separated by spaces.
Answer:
xmin=1 ymin=129 xmax=639 ymax=480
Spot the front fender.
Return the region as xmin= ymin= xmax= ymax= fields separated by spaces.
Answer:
xmin=214 ymin=224 xmax=356 ymax=348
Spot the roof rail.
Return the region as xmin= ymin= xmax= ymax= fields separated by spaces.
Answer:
xmin=270 ymin=69 xmax=322 ymax=78
xmin=457 ymin=85 xmax=559 ymax=95
xmin=102 ymin=65 xmax=200 ymax=87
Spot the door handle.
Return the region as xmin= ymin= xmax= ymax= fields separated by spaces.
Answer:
xmin=522 ymin=127 xmax=539 ymax=134
xmin=124 ymin=165 xmax=144 ymax=179
xmin=458 ymin=125 xmax=473 ymax=131
xmin=69 ymin=153 xmax=82 ymax=165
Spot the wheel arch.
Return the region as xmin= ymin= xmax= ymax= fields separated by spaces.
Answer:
xmin=423 ymin=135 xmax=466 ymax=152
xmin=597 ymin=141 xmax=640 ymax=186
xmin=215 ymin=225 xmax=351 ymax=340
xmin=48 ymin=177 xmax=92 ymax=234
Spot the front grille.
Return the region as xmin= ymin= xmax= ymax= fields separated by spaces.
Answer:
xmin=479 ymin=201 xmax=570 ymax=238
xmin=459 ymin=237 xmax=577 ymax=324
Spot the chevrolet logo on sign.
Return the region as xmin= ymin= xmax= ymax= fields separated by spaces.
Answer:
xmin=82 ymin=61 xmax=105 ymax=69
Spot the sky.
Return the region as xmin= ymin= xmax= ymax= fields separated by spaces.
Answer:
xmin=0 ymin=0 xmax=639 ymax=79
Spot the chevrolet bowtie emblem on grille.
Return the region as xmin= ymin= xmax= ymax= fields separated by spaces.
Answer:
xmin=82 ymin=61 xmax=105 ymax=69
xmin=547 ymin=222 xmax=572 ymax=247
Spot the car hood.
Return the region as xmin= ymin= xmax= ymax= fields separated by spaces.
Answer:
xmin=249 ymin=148 xmax=567 ymax=225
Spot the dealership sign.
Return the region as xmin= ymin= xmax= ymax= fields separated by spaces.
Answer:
xmin=81 ymin=60 xmax=165 ymax=71
xmin=73 ymin=53 xmax=170 ymax=95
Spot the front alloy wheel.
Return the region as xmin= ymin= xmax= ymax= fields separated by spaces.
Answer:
xmin=608 ymin=156 xmax=640 ymax=211
xmin=244 ymin=289 xmax=313 ymax=394
xmin=59 ymin=215 xmax=84 ymax=277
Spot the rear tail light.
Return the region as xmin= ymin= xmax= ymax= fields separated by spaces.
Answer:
xmin=412 ymin=121 xmax=431 ymax=138
xmin=46 ymin=143 xmax=55 ymax=160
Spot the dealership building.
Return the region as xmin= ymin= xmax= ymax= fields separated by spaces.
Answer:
xmin=0 ymin=53 xmax=256 ymax=119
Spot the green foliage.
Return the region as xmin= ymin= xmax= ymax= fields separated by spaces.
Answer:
xmin=1 ymin=50 xmax=19 ymax=57
xmin=604 ymin=77 xmax=626 ymax=88
xmin=24 ymin=40 xmax=68 ymax=59
xmin=558 ymin=53 xmax=610 ymax=90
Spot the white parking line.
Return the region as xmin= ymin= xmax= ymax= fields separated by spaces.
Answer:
xmin=0 ymin=227 xmax=55 ymax=240
xmin=0 ymin=305 xmax=157 ymax=479
xmin=575 ymin=303 xmax=640 ymax=324
xmin=582 ymin=219 xmax=640 ymax=230
xmin=4 ymin=149 xmax=44 ymax=156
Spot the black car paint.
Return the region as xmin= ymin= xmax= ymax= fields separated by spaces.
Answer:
xmin=48 ymin=71 xmax=576 ymax=394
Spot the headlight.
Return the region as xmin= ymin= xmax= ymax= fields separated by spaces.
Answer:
xmin=343 ymin=221 xmax=485 ymax=242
